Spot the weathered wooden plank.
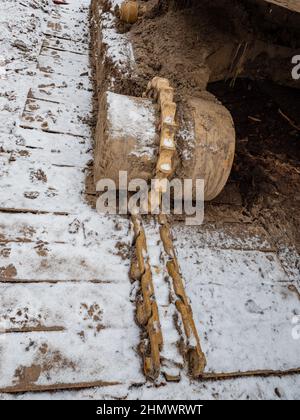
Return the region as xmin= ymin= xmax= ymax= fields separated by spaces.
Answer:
xmin=0 ymin=110 xmax=19 ymax=134
xmin=173 ymin=204 xmax=252 ymax=224
xmin=43 ymin=37 xmax=87 ymax=55
xmin=1 ymin=130 xmax=92 ymax=168
xmin=0 ymin=380 xmax=119 ymax=394
xmin=195 ymin=279 xmax=300 ymax=373
xmin=0 ymin=143 xmax=92 ymax=170
xmin=144 ymin=222 xmax=184 ymax=376
xmin=31 ymin=72 xmax=92 ymax=108
xmin=0 ymin=155 xmax=85 ymax=213
xmin=0 ymin=282 xmax=134 ymax=332
xmin=0 ymin=328 xmax=142 ymax=390
xmin=142 ymin=219 xmax=296 ymax=377
xmin=20 ymin=98 xmax=90 ymax=137
xmin=38 ymin=48 xmax=90 ymax=78
xmin=212 ymin=182 xmax=242 ymax=206
xmin=43 ymin=14 xmax=89 ymax=42
xmin=5 ymin=372 xmax=299 ymax=399
xmin=172 ymin=223 xmax=274 ymax=251
xmin=175 ymin=238 xmax=299 ymax=373
xmin=0 ymin=239 xmax=129 ymax=283
xmin=0 ymin=212 xmax=128 ymax=247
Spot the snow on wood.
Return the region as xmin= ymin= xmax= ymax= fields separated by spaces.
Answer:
xmin=176 ymin=233 xmax=299 ymax=373
xmin=94 ymin=91 xmax=157 ymax=186
xmin=0 ymin=155 xmax=86 ymax=213
xmin=0 ymin=241 xmax=128 ymax=282
xmin=0 ymin=282 xmax=135 ymax=332
xmin=31 ymin=73 xmax=92 ymax=108
xmin=38 ymin=49 xmax=90 ymax=78
xmin=172 ymin=223 xmax=274 ymax=251
xmin=1 ymin=372 xmax=300 ymax=399
xmin=0 ymin=212 xmax=131 ymax=282
xmin=1 ymin=130 xmax=91 ymax=168
xmin=20 ymin=98 xmax=90 ymax=137
xmin=0 ymin=328 xmax=142 ymax=391
xmin=100 ymin=12 xmax=135 ymax=72
xmin=42 ymin=38 xmax=87 ymax=55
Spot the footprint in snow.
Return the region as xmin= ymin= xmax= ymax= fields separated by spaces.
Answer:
xmin=245 ymin=299 xmax=264 ymax=315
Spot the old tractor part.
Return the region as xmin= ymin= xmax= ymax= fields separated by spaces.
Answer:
xmin=119 ymin=1 xmax=139 ymax=24
xmin=94 ymin=90 xmax=235 ymax=201
xmin=95 ymin=77 xmax=210 ymax=380
xmin=145 ymin=76 xmax=206 ymax=377
xmin=130 ymin=215 xmax=163 ymax=380
xmin=159 ymin=214 xmax=207 ymax=377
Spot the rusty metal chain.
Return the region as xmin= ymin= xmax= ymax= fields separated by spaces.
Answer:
xmin=130 ymin=214 xmax=163 ymax=380
xmin=146 ymin=77 xmax=207 ymax=377
xmin=129 ymin=77 xmax=206 ymax=380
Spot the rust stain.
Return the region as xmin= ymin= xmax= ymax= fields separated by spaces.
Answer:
xmin=34 ymin=241 xmax=49 ymax=257
xmin=0 ymin=264 xmax=17 ymax=279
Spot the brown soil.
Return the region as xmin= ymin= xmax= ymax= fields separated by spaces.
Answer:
xmin=0 ymin=264 xmax=18 ymax=279
xmin=209 ymin=78 xmax=300 ymax=256
xmin=90 ymin=0 xmax=300 ymax=271
xmin=127 ymin=0 xmax=300 ymax=229
xmin=124 ymin=0 xmax=300 ymax=99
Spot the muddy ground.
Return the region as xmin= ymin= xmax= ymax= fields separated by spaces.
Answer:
xmin=91 ymin=0 xmax=300 ymax=270
xmin=116 ymin=0 xmax=300 ymax=97
xmin=210 ymin=78 xmax=300 ymax=266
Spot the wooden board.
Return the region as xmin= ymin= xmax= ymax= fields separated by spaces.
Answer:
xmin=31 ymin=72 xmax=92 ymax=109
xmin=0 ymin=328 xmax=142 ymax=392
xmin=0 ymin=154 xmax=85 ymax=213
xmin=175 ymin=231 xmax=300 ymax=373
xmin=20 ymin=98 xmax=90 ymax=137
xmin=0 ymin=130 xmax=91 ymax=168
xmin=43 ymin=8 xmax=89 ymax=42
xmin=42 ymin=37 xmax=87 ymax=55
xmin=0 ymin=213 xmax=130 ymax=283
xmin=38 ymin=49 xmax=90 ymax=78
xmin=0 ymin=283 xmax=134 ymax=332
xmin=172 ymin=223 xmax=275 ymax=251
xmin=264 ymin=0 xmax=300 ymax=13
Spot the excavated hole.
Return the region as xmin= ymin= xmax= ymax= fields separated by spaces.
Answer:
xmin=209 ymin=78 xmax=300 ymax=252
xmin=89 ymin=0 xmax=300 ymax=242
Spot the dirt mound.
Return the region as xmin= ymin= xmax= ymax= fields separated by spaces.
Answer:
xmin=210 ymin=78 xmax=300 ymax=261
xmin=127 ymin=0 xmax=300 ymax=99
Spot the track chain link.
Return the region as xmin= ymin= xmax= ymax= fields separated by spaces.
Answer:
xmin=130 ymin=77 xmax=206 ymax=380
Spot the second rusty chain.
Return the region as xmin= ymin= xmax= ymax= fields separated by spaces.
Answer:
xmin=146 ymin=76 xmax=207 ymax=377
xmin=130 ymin=77 xmax=206 ymax=380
